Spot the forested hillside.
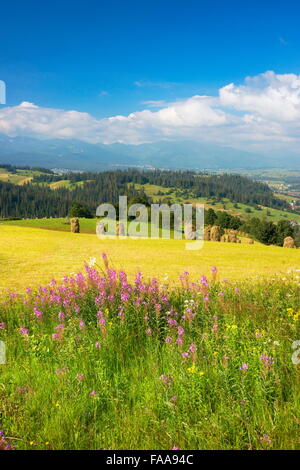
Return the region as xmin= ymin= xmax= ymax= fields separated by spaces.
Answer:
xmin=0 ymin=168 xmax=291 ymax=218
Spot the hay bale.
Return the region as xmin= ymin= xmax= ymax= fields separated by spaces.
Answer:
xmin=248 ymin=239 xmax=254 ymax=244
xmin=221 ymin=234 xmax=227 ymax=242
xmin=228 ymin=230 xmax=238 ymax=243
xmin=210 ymin=225 xmax=221 ymax=242
xmin=70 ymin=217 xmax=80 ymax=233
xmin=96 ymin=220 xmax=106 ymax=236
xmin=204 ymin=227 xmax=211 ymax=241
xmin=184 ymin=223 xmax=196 ymax=240
xmin=116 ymin=222 xmax=125 ymax=237
xmin=237 ymin=238 xmax=241 ymax=243
xmin=283 ymin=236 xmax=295 ymax=248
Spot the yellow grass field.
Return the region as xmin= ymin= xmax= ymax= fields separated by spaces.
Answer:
xmin=1 ymin=225 xmax=300 ymax=294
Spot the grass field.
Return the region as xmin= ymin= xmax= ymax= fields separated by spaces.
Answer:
xmin=0 ymin=225 xmax=299 ymax=294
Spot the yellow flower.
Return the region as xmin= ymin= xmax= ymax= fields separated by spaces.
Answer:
xmin=29 ymin=441 xmax=34 ymax=446
xmin=187 ymin=364 xmax=205 ymax=376
xmin=213 ymin=351 xmax=219 ymax=358
xmin=54 ymin=402 xmax=60 ymax=407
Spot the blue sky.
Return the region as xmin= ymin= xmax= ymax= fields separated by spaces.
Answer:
xmin=0 ymin=1 xmax=300 ymax=155
xmin=0 ymin=0 xmax=299 ymax=115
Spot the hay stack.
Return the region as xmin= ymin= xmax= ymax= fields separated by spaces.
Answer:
xmin=204 ymin=227 xmax=211 ymax=241
xmin=283 ymin=236 xmax=295 ymax=248
xmin=70 ymin=217 xmax=80 ymax=233
xmin=96 ymin=220 xmax=106 ymax=236
xmin=184 ymin=223 xmax=196 ymax=240
xmin=210 ymin=225 xmax=221 ymax=242
xmin=248 ymin=239 xmax=254 ymax=244
xmin=116 ymin=222 xmax=125 ymax=237
xmin=228 ymin=230 xmax=238 ymax=243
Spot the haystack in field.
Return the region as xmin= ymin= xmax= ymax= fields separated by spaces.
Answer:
xmin=96 ymin=220 xmax=106 ymax=236
xmin=210 ymin=225 xmax=221 ymax=241
xmin=283 ymin=236 xmax=295 ymax=248
xmin=204 ymin=227 xmax=211 ymax=241
xmin=248 ymin=239 xmax=254 ymax=244
xmin=116 ymin=222 xmax=125 ymax=237
xmin=184 ymin=223 xmax=196 ymax=240
xmin=228 ymin=230 xmax=238 ymax=243
xmin=70 ymin=217 xmax=80 ymax=233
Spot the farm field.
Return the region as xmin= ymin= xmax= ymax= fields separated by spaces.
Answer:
xmin=0 ymin=225 xmax=299 ymax=294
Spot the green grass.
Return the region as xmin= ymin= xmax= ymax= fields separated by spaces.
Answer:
xmin=0 ymin=263 xmax=299 ymax=450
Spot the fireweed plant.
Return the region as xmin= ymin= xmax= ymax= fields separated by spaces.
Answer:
xmin=0 ymin=254 xmax=299 ymax=450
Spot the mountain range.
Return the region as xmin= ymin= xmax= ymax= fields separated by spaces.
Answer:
xmin=0 ymin=134 xmax=299 ymax=171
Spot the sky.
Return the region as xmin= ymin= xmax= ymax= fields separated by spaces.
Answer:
xmin=1 ymin=0 xmax=300 ymax=155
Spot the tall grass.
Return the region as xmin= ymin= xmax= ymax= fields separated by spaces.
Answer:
xmin=0 ymin=256 xmax=299 ymax=450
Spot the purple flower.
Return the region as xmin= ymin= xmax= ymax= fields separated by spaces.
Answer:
xmin=188 ymin=343 xmax=197 ymax=353
xmin=160 ymin=375 xmax=172 ymax=384
xmin=58 ymin=311 xmax=65 ymax=320
xmin=178 ymin=326 xmax=184 ymax=336
xmin=34 ymin=307 xmax=43 ymax=318
xmin=181 ymin=352 xmax=189 ymax=358
xmin=19 ymin=327 xmax=28 ymax=335
xmin=146 ymin=328 xmax=152 ymax=336
xmin=240 ymin=363 xmax=249 ymax=371
xmin=0 ymin=322 xmax=5 ymax=330
xmin=95 ymin=341 xmax=101 ymax=349
xmin=52 ymin=333 xmax=61 ymax=340
xmin=90 ymin=391 xmax=97 ymax=397
xmin=76 ymin=374 xmax=85 ymax=382
xmin=165 ymin=336 xmax=172 ymax=343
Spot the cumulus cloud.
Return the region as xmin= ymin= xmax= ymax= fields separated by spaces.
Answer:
xmin=1 ymin=71 xmax=300 ymax=153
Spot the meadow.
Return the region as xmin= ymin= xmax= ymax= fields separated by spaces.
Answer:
xmin=0 ymin=256 xmax=299 ymax=450
xmin=0 ymin=224 xmax=300 ymax=294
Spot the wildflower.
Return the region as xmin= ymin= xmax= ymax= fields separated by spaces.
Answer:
xmin=87 ymin=257 xmax=96 ymax=268
xmin=171 ymin=396 xmax=177 ymax=403
xmin=240 ymin=363 xmax=249 ymax=371
xmin=146 ymin=328 xmax=152 ymax=336
xmin=52 ymin=333 xmax=61 ymax=340
xmin=160 ymin=375 xmax=172 ymax=385
xmin=181 ymin=352 xmax=189 ymax=358
xmin=165 ymin=336 xmax=172 ymax=343
xmin=178 ymin=326 xmax=184 ymax=336
xmin=79 ymin=320 xmax=85 ymax=330
xmin=89 ymin=391 xmax=97 ymax=397
xmin=19 ymin=327 xmax=28 ymax=335
xmin=58 ymin=312 xmax=65 ymax=320
xmin=176 ymin=337 xmax=183 ymax=346
xmin=260 ymin=355 xmax=275 ymax=367
xmin=0 ymin=322 xmax=4 ymax=330
xmin=33 ymin=307 xmax=43 ymax=318
xmin=188 ymin=343 xmax=197 ymax=353
xmin=259 ymin=434 xmax=272 ymax=446
xmin=76 ymin=374 xmax=85 ymax=382
xmin=95 ymin=341 xmax=101 ymax=349
xmin=172 ymin=446 xmax=180 ymax=450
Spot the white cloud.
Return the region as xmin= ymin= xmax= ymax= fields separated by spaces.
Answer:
xmin=1 ymin=71 xmax=300 ymax=153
